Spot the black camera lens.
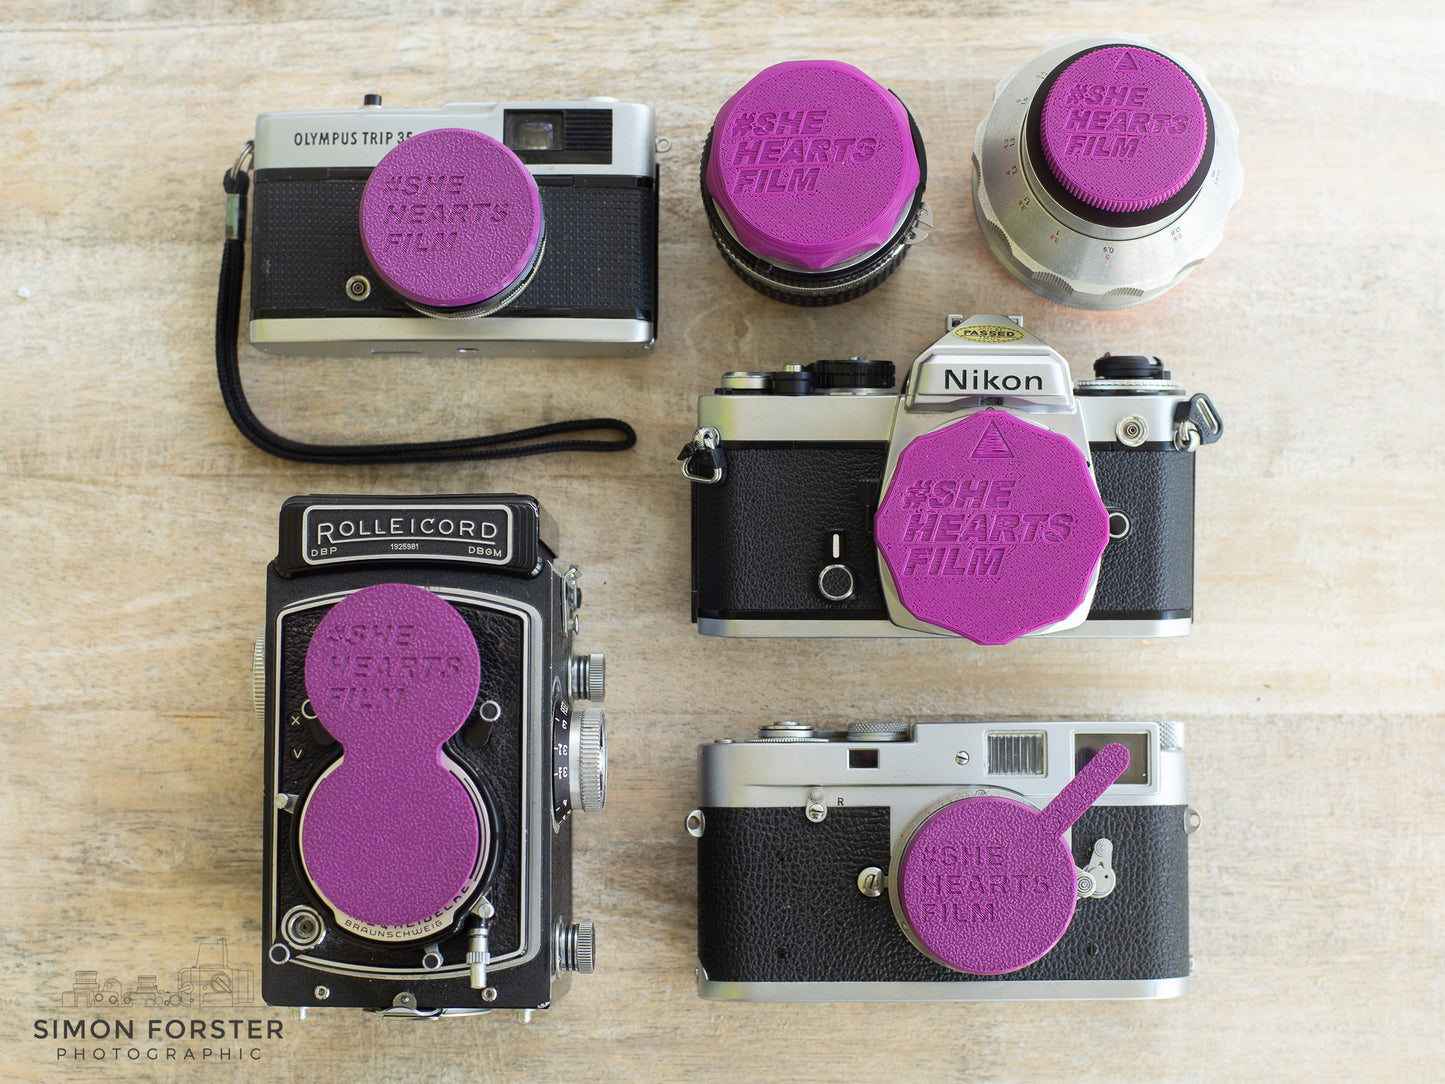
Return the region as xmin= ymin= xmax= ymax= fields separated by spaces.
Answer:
xmin=700 ymin=60 xmax=929 ymax=306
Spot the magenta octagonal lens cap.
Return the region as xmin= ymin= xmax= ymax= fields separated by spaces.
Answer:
xmin=706 ymin=60 xmax=921 ymax=270
xmin=360 ymin=128 xmax=542 ymax=309
xmin=896 ymin=743 xmax=1130 ymax=975
xmin=874 ymin=411 xmax=1109 ymax=644
xmin=299 ymin=583 xmax=485 ymax=930
xmin=1039 ymin=46 xmax=1208 ymax=215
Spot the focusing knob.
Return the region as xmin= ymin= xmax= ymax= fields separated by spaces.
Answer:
xmin=810 ymin=358 xmax=897 ymax=390
xmin=569 ymin=653 xmax=605 ymax=703
xmin=572 ymin=708 xmax=607 ymax=813
xmin=559 ymin=920 xmax=596 ymax=974
xmin=252 ymin=633 xmax=267 ymax=725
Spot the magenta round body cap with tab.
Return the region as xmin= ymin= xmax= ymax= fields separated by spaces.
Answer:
xmin=894 ymin=743 xmax=1131 ymax=975
xmin=299 ymin=582 xmax=486 ymax=930
xmin=706 ymin=60 xmax=922 ymax=270
xmin=1039 ymin=45 xmax=1209 ymax=215
xmin=359 ymin=128 xmax=544 ymax=315
xmin=874 ymin=410 xmax=1110 ymax=645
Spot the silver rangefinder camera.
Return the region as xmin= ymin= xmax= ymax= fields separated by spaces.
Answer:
xmin=689 ymin=719 xmax=1196 ymax=1001
xmin=246 ymin=96 xmax=658 ymax=356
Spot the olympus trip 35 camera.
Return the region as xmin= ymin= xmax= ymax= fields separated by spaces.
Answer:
xmin=682 ymin=314 xmax=1223 ymax=644
xmin=247 ymin=96 xmax=658 ymax=354
xmin=689 ymin=720 xmax=1196 ymax=1000
xmin=257 ymin=494 xmax=607 ymax=1018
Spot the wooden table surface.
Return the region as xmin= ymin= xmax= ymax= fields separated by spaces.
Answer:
xmin=2 ymin=2 xmax=1443 ymax=1081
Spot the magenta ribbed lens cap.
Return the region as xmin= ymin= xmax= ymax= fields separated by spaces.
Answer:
xmin=360 ymin=128 xmax=542 ymax=309
xmin=1039 ymin=46 xmax=1208 ymax=215
xmin=874 ymin=411 xmax=1109 ymax=644
xmin=706 ymin=60 xmax=921 ymax=270
xmin=299 ymin=583 xmax=485 ymax=930
xmin=896 ymin=743 xmax=1129 ymax=975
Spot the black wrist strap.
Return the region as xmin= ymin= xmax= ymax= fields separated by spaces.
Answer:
xmin=215 ymin=149 xmax=636 ymax=465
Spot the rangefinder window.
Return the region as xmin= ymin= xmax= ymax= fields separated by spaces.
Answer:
xmin=505 ymin=111 xmax=563 ymax=151
xmin=1075 ymin=732 xmax=1150 ymax=786
xmin=502 ymin=108 xmax=613 ymax=164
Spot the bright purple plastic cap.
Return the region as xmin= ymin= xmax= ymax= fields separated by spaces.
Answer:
xmin=1039 ymin=46 xmax=1208 ymax=215
xmin=359 ymin=128 xmax=542 ymax=309
xmin=896 ymin=743 xmax=1129 ymax=975
xmin=300 ymin=583 xmax=485 ymax=929
xmin=874 ymin=411 xmax=1109 ymax=644
xmin=705 ymin=60 xmax=921 ymax=270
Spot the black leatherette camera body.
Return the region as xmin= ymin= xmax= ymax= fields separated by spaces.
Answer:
xmin=259 ymin=494 xmax=602 ymax=1015
xmin=697 ymin=804 xmax=1189 ymax=984
xmin=692 ymin=441 xmax=1195 ymax=622
xmin=691 ymin=720 xmax=1192 ymax=1000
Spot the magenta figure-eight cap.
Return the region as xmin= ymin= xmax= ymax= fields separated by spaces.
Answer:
xmin=299 ymin=583 xmax=486 ymax=931
xmin=359 ymin=128 xmax=544 ymax=317
xmin=702 ymin=60 xmax=929 ymax=305
xmin=874 ymin=410 xmax=1110 ymax=644
xmin=894 ymin=742 xmax=1130 ymax=975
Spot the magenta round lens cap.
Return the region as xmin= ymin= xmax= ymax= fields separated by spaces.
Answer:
xmin=299 ymin=583 xmax=485 ymax=930
xmin=705 ymin=60 xmax=921 ymax=270
xmin=874 ymin=411 xmax=1109 ymax=644
xmin=359 ymin=128 xmax=542 ymax=309
xmin=896 ymin=743 xmax=1129 ymax=975
xmin=1039 ymin=46 xmax=1208 ymax=215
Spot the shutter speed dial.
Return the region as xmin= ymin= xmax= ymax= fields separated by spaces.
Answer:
xmin=972 ymin=36 xmax=1242 ymax=309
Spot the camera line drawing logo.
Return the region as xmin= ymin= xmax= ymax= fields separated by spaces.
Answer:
xmin=33 ymin=938 xmax=288 ymax=1065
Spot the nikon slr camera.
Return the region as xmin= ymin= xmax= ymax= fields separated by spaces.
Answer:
xmin=689 ymin=719 xmax=1195 ymax=1000
xmin=682 ymin=314 xmax=1223 ymax=644
xmin=257 ymin=494 xmax=607 ymax=1018
xmin=247 ymin=96 xmax=658 ymax=355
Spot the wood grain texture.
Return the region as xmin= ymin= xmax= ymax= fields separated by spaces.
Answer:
xmin=1 ymin=2 xmax=1443 ymax=1080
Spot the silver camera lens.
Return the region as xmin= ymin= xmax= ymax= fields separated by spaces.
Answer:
xmin=973 ymin=36 xmax=1242 ymax=308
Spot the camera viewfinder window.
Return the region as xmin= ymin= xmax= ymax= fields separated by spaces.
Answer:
xmin=1074 ymin=732 xmax=1150 ymax=786
xmin=505 ymin=112 xmax=564 ymax=151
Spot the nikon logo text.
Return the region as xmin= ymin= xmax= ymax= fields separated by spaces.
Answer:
xmin=943 ymin=369 xmax=1044 ymax=392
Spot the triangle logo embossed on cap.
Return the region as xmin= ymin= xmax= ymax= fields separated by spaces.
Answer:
xmin=971 ymin=419 xmax=1014 ymax=459
xmin=1114 ymin=51 xmax=1140 ymax=72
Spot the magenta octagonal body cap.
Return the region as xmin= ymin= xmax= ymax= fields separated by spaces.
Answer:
xmin=299 ymin=583 xmax=485 ymax=930
xmin=359 ymin=128 xmax=543 ymax=311
xmin=1039 ymin=45 xmax=1209 ymax=215
xmin=705 ymin=60 xmax=921 ymax=270
xmin=874 ymin=410 xmax=1110 ymax=645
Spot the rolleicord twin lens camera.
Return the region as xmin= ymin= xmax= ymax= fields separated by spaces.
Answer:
xmin=689 ymin=720 xmax=1196 ymax=1000
xmin=257 ymin=494 xmax=607 ymax=1018
xmin=247 ymin=97 xmax=658 ymax=355
xmin=683 ymin=314 xmax=1223 ymax=643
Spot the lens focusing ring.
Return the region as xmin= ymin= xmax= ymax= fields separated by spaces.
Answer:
xmin=699 ymin=120 xmax=929 ymax=307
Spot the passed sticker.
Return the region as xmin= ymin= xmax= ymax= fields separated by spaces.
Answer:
xmin=951 ymin=324 xmax=1027 ymax=344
